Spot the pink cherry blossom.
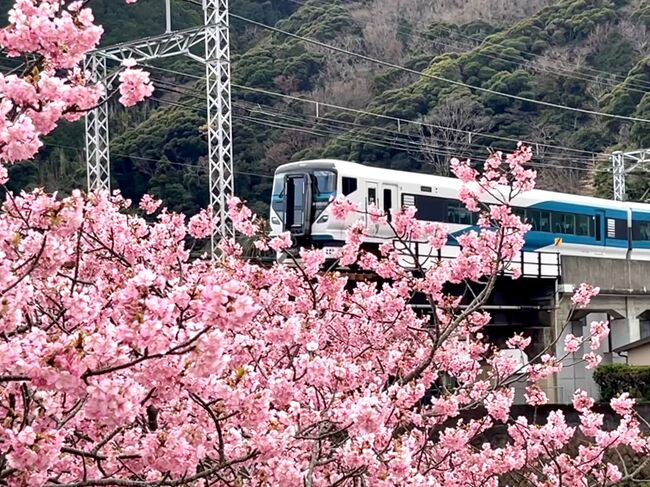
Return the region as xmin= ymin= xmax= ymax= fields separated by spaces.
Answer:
xmin=506 ymin=333 xmax=531 ymax=350
xmin=611 ymin=393 xmax=635 ymax=416
xmin=572 ymin=389 xmax=595 ymax=412
xmin=300 ymin=248 xmax=326 ymax=277
xmin=450 ymin=157 xmax=477 ymax=183
xmin=268 ymin=231 xmax=292 ymax=252
xmin=564 ymin=333 xmax=583 ymax=353
xmin=525 ymin=385 xmax=548 ymax=406
xmin=139 ymin=194 xmax=162 ymax=214
xmin=0 ymin=25 xmax=644 ymax=482
xmin=118 ymin=67 xmax=154 ymax=107
xmin=330 ymin=195 xmax=358 ymax=220
xmin=583 ymin=352 xmax=603 ymax=369
xmin=188 ymin=208 xmax=215 ymax=239
xmin=571 ymin=283 xmax=600 ymax=308
xmin=589 ymin=320 xmax=610 ymax=350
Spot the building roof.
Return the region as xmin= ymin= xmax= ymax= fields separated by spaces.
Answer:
xmin=613 ymin=336 xmax=650 ymax=353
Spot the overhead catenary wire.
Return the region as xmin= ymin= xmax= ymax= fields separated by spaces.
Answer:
xmin=148 ymin=85 xmax=604 ymax=174
xmin=39 ymin=141 xmax=274 ymax=179
xmin=142 ymin=62 xmax=606 ymax=160
xmin=151 ymin=94 xmax=464 ymax=164
xmin=148 ymin=74 xmax=605 ymax=171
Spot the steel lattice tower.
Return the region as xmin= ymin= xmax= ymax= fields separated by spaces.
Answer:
xmin=611 ymin=149 xmax=650 ymax=201
xmin=84 ymin=0 xmax=234 ymax=256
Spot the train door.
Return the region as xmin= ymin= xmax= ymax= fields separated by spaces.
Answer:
xmin=381 ymin=183 xmax=399 ymax=237
xmin=284 ymin=174 xmax=311 ymax=236
xmin=594 ymin=210 xmax=605 ymax=248
xmin=366 ymin=181 xmax=379 ymax=236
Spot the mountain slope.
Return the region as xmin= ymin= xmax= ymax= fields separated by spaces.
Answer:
xmin=4 ymin=0 xmax=650 ymax=214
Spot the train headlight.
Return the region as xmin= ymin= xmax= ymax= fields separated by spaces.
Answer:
xmin=271 ymin=217 xmax=281 ymax=225
xmin=317 ymin=214 xmax=329 ymax=224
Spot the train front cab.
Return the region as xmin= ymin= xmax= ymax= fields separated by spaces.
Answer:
xmin=269 ymin=162 xmax=337 ymax=249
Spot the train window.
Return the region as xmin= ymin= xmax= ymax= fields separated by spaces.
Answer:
xmin=563 ymin=214 xmax=576 ymax=234
xmin=551 ymin=213 xmax=563 ymax=234
xmin=633 ymin=221 xmax=650 ymax=240
xmin=576 ymin=215 xmax=591 ymax=236
xmin=342 ymin=177 xmax=357 ymax=196
xmin=641 ymin=222 xmax=650 ymax=240
xmin=447 ymin=201 xmax=473 ymax=225
xmin=404 ymin=194 xmax=446 ymax=222
xmin=368 ymin=187 xmax=376 ymax=206
xmin=614 ymin=219 xmax=628 ymax=240
xmin=313 ymin=171 xmax=336 ymax=195
xmin=527 ymin=209 xmax=540 ymax=231
xmin=539 ymin=211 xmax=551 ymax=232
xmin=383 ymin=189 xmax=393 ymax=222
xmin=550 ymin=212 xmax=577 ymax=235
xmin=524 ymin=210 xmax=551 ymax=232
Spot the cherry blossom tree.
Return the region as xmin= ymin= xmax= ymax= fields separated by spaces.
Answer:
xmin=0 ymin=0 xmax=153 ymax=183
xmin=0 ymin=1 xmax=649 ymax=486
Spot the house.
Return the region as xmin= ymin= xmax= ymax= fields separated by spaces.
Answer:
xmin=613 ymin=337 xmax=650 ymax=366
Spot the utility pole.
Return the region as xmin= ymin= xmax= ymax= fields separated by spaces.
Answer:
xmin=84 ymin=0 xmax=234 ymax=256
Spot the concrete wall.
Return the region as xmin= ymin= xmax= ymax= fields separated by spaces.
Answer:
xmin=629 ymin=345 xmax=650 ymax=366
xmin=561 ymin=256 xmax=650 ymax=291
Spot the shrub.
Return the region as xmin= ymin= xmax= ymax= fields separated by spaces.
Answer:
xmin=593 ymin=364 xmax=650 ymax=402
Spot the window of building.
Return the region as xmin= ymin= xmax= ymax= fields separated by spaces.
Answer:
xmin=639 ymin=311 xmax=650 ymax=339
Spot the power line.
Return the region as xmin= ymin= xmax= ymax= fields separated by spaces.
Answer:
xmin=39 ymin=141 xmax=274 ymax=179
xmin=151 ymin=94 xmax=455 ymax=164
xmin=150 ymin=85 xmax=603 ymax=174
xmin=149 ymin=76 xmax=605 ymax=171
xmin=229 ymin=13 xmax=650 ymax=125
xmin=143 ymin=62 xmax=605 ymax=159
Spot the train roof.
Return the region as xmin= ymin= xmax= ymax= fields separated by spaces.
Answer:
xmin=275 ymin=159 xmax=650 ymax=212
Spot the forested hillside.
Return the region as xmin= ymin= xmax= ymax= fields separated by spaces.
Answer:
xmin=3 ymin=0 xmax=650 ymax=215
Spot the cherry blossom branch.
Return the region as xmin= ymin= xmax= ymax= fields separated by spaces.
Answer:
xmin=42 ymin=449 xmax=259 ymax=487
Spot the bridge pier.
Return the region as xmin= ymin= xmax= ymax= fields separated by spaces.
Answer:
xmin=552 ymin=256 xmax=650 ymax=403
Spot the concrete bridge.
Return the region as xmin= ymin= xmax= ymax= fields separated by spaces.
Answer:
xmin=397 ymin=245 xmax=650 ymax=403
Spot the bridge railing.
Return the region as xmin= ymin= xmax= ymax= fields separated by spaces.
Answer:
xmin=393 ymin=241 xmax=561 ymax=279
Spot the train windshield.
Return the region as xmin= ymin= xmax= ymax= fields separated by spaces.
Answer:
xmin=271 ymin=174 xmax=286 ymax=220
xmin=272 ymin=170 xmax=336 ymax=207
xmin=312 ymin=170 xmax=336 ymax=198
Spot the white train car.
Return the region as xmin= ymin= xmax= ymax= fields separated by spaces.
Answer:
xmin=269 ymin=159 xmax=650 ymax=269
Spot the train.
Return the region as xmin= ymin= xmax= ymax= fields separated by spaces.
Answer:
xmin=268 ymin=159 xmax=650 ymax=264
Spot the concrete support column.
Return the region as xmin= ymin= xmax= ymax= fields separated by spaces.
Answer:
xmin=626 ymin=298 xmax=641 ymax=343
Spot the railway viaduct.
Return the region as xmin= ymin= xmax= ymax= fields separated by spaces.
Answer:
xmin=394 ymin=246 xmax=650 ymax=404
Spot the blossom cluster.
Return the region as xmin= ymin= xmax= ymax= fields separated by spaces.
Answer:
xmin=0 ymin=157 xmax=644 ymax=486
xmin=0 ymin=0 xmax=153 ymax=179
